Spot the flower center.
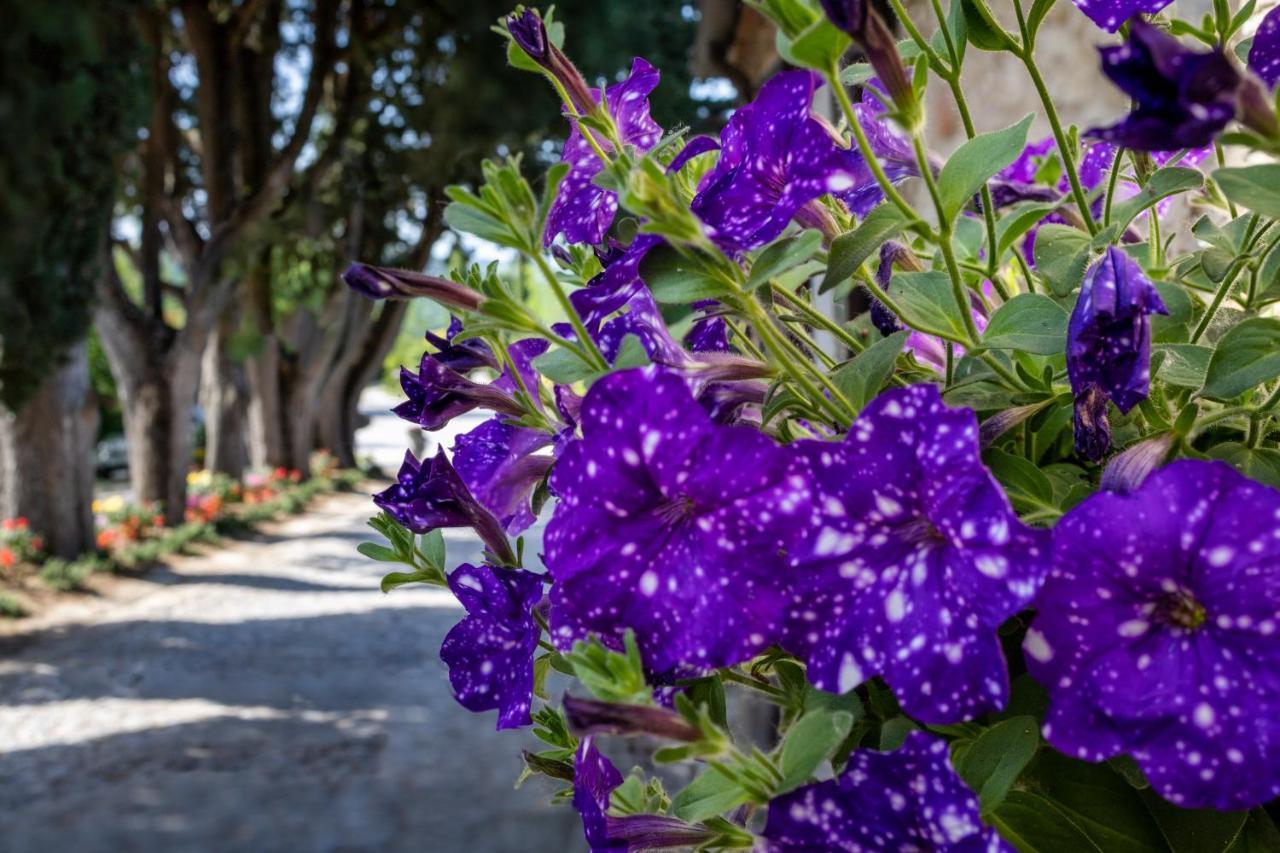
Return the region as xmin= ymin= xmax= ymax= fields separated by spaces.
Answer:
xmin=655 ymin=495 xmax=697 ymax=527
xmin=897 ymin=515 xmax=946 ymax=546
xmin=1154 ymin=587 xmax=1207 ymax=630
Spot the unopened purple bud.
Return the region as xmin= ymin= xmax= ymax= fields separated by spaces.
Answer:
xmin=818 ymin=0 xmax=868 ymax=36
xmin=606 ymin=815 xmax=717 ymax=850
xmin=506 ymin=9 xmax=551 ymax=67
xmin=562 ymin=694 xmax=702 ymax=742
xmin=870 ymin=241 xmax=921 ymax=336
xmin=343 ymin=263 xmax=485 ymax=311
xmin=1100 ymin=432 xmax=1175 ymax=494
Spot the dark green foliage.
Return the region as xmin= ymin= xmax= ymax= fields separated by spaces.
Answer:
xmin=0 ymin=1 xmax=147 ymax=409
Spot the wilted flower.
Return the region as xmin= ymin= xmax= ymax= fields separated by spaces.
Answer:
xmin=394 ymin=354 xmax=525 ymax=430
xmin=787 ymin=385 xmax=1049 ymax=723
xmin=1089 ymin=22 xmax=1241 ymax=151
xmin=1026 ymin=460 xmax=1280 ymax=810
xmin=1069 ymin=0 xmax=1172 ymax=33
xmin=761 ymin=731 xmax=1011 ymax=851
xmin=1067 ymin=246 xmax=1167 ymax=461
xmin=545 ymin=58 xmax=663 ymax=247
xmin=691 ymin=71 xmax=910 ymax=253
xmin=440 ymin=563 xmax=543 ymax=730
xmin=373 ymin=449 xmax=514 ymax=565
xmin=545 ymin=367 xmax=810 ymax=675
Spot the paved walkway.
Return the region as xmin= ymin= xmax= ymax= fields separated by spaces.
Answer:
xmin=0 ymin=490 xmax=585 ymax=852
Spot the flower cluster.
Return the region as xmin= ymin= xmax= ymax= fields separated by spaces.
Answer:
xmin=349 ymin=2 xmax=1280 ymax=849
xmin=0 ymin=517 xmax=43 ymax=571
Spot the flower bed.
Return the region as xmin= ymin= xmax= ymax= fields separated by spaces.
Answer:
xmin=350 ymin=2 xmax=1280 ymax=849
xmin=1 ymin=455 xmax=362 ymax=606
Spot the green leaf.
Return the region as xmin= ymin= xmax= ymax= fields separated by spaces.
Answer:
xmin=1138 ymin=788 xmax=1250 ymax=853
xmin=831 ymin=331 xmax=908 ymax=412
xmin=532 ymin=346 xmax=599 ymax=385
xmin=380 ymin=570 xmax=435 ymax=593
xmin=777 ymin=14 xmax=851 ymax=71
xmin=357 ymin=542 xmax=399 ymax=562
xmin=996 ymin=201 xmax=1061 ymax=259
xmin=1214 ymin=164 xmax=1280 ymax=218
xmin=777 ymin=710 xmax=854 ymax=793
xmin=419 ymin=528 xmax=446 ymax=572
xmin=1226 ymin=809 xmax=1280 ymax=852
xmin=891 ymin=271 xmax=970 ymax=341
xmin=1152 ymin=343 xmax=1212 ymax=390
xmin=443 ymin=199 xmax=516 ymax=248
xmin=985 ymin=447 xmax=1054 ymax=508
xmin=992 ymin=791 xmax=1106 ymax=853
xmin=821 ymin=203 xmax=909 ymax=293
xmin=748 ymin=230 xmax=824 ymax=290
xmin=960 ymin=0 xmax=1018 ymax=51
xmin=954 ymin=716 xmax=1039 ymax=813
xmin=981 ymin=294 xmax=1069 ymax=355
xmin=640 ymin=246 xmax=731 ymax=303
xmin=1033 ymin=224 xmax=1092 ymax=297
xmin=1108 ymin=167 xmax=1204 ymax=233
xmin=1207 ymin=442 xmax=1280 ymax=488
xmin=1029 ymin=750 xmax=1168 ymax=853
xmin=672 ymin=767 xmax=751 ymax=823
xmin=1200 ymin=317 xmax=1280 ymax=400
xmin=936 ymin=114 xmax=1034 ymax=222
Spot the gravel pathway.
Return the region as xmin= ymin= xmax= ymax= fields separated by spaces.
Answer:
xmin=0 ymin=489 xmax=585 ymax=853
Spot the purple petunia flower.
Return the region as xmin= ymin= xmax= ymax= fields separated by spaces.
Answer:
xmin=690 ymin=70 xmax=911 ymax=253
xmin=545 ymin=58 xmax=663 ymax=247
xmin=761 ymin=731 xmax=1012 ymax=851
xmin=1069 ymin=0 xmax=1172 ymax=33
xmin=423 ymin=316 xmax=496 ymax=373
xmin=573 ymin=738 xmax=626 ymax=852
xmin=440 ymin=563 xmax=543 ymax=730
xmin=374 ymin=449 xmax=514 ymax=564
xmin=393 ymin=354 xmax=525 ymax=430
xmin=1089 ymin=21 xmax=1240 ymax=151
xmin=1067 ymin=246 xmax=1167 ymax=461
xmin=453 ymin=418 xmax=555 ymax=536
xmin=1249 ymin=6 xmax=1280 ymax=89
xmin=787 ymin=385 xmax=1049 ymax=723
xmin=1025 ymin=460 xmax=1280 ymax=810
xmin=545 ymin=366 xmax=810 ymax=676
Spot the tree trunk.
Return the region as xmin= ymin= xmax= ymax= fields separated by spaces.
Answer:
xmin=0 ymin=342 xmax=98 ymax=559
xmin=319 ymin=300 xmax=406 ymax=470
xmin=200 ymin=313 xmax=248 ymax=478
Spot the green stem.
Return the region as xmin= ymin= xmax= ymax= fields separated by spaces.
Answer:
xmin=770 ymin=283 xmax=866 ymax=353
xmin=532 ymin=253 xmax=609 ymax=369
xmin=1215 ymin=142 xmax=1239 ymax=219
xmin=1102 ymin=145 xmax=1125 ymax=229
xmin=1014 ymin=1 xmax=1098 ymax=235
xmin=909 ymin=132 xmax=981 ymax=345
xmin=1191 ymin=214 xmax=1261 ymax=343
xmin=827 ymin=65 xmax=918 ymax=220
xmin=719 ymin=668 xmax=788 ymax=701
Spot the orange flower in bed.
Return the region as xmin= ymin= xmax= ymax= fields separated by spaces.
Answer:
xmin=0 ymin=548 xmax=15 ymax=569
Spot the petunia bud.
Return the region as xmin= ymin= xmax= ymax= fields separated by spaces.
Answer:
xmin=1067 ymin=247 xmax=1166 ymax=461
xmin=606 ymin=815 xmax=718 ymax=850
xmin=563 ymin=693 xmax=702 ymax=742
xmin=818 ymin=0 xmax=868 ymax=35
xmin=343 ymin=263 xmax=485 ymax=311
xmin=1100 ymin=432 xmax=1175 ymax=494
xmin=869 ymin=241 xmax=922 ymax=336
xmin=505 ymin=8 xmax=596 ymax=116
xmin=505 ymin=9 xmax=550 ymax=67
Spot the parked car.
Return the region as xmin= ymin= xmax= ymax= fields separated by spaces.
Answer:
xmin=95 ymin=434 xmax=129 ymax=477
